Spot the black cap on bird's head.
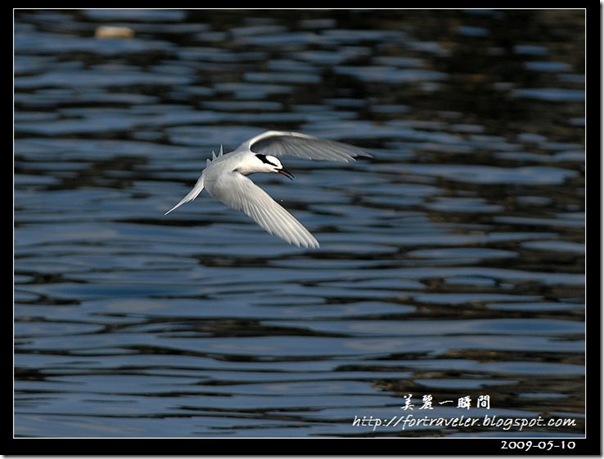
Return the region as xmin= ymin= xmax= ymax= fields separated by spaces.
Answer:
xmin=255 ymin=154 xmax=294 ymax=180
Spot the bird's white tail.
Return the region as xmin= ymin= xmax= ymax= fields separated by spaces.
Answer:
xmin=164 ymin=175 xmax=205 ymax=215
xmin=165 ymin=146 xmax=225 ymax=215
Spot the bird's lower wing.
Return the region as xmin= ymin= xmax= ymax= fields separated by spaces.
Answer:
xmin=216 ymin=174 xmax=319 ymax=248
xmin=165 ymin=174 xmax=205 ymax=215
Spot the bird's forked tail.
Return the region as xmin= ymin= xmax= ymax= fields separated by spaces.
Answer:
xmin=164 ymin=174 xmax=205 ymax=215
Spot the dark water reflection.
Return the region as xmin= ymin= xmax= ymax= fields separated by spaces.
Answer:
xmin=14 ymin=9 xmax=584 ymax=437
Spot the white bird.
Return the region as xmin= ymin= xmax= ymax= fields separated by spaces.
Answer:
xmin=165 ymin=130 xmax=372 ymax=248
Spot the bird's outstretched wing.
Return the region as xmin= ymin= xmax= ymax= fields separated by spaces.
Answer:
xmin=242 ymin=130 xmax=372 ymax=162
xmin=215 ymin=172 xmax=320 ymax=248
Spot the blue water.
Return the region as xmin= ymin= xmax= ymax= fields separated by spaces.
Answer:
xmin=14 ymin=9 xmax=584 ymax=438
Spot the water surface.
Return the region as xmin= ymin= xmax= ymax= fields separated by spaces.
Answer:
xmin=14 ymin=9 xmax=585 ymax=438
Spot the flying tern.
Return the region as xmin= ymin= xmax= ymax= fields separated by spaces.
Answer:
xmin=165 ymin=130 xmax=372 ymax=248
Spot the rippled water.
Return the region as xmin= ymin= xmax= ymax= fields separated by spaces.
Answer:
xmin=14 ymin=9 xmax=585 ymax=438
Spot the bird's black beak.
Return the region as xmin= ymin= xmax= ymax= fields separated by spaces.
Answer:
xmin=278 ymin=168 xmax=294 ymax=180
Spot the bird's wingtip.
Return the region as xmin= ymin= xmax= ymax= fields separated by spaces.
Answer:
xmin=304 ymin=238 xmax=321 ymax=249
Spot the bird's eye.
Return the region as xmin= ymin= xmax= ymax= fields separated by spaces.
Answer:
xmin=256 ymin=154 xmax=278 ymax=167
xmin=256 ymin=154 xmax=270 ymax=164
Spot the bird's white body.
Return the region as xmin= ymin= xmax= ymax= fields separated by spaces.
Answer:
xmin=165 ymin=130 xmax=371 ymax=248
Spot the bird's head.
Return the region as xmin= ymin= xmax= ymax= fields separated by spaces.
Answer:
xmin=254 ymin=154 xmax=294 ymax=180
